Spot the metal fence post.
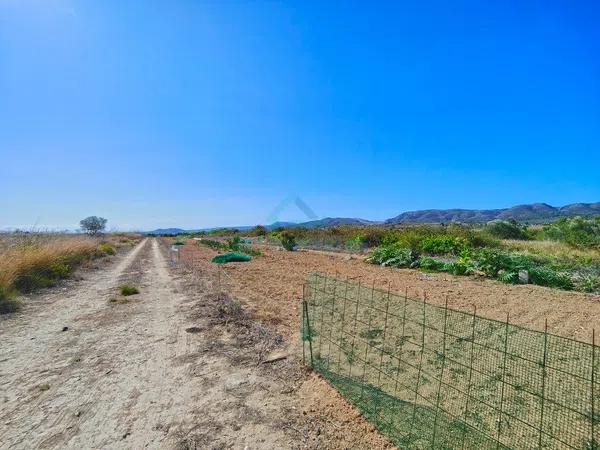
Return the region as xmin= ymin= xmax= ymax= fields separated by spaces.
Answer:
xmin=592 ymin=329 xmax=597 ymax=450
xmin=431 ymin=297 xmax=450 ymax=448
xmin=302 ymin=291 xmax=314 ymax=368
xmin=538 ymin=319 xmax=549 ymax=449
xmin=496 ymin=313 xmax=510 ymax=449
xmin=461 ymin=306 xmax=477 ymax=450
xmin=409 ymin=292 xmax=428 ymax=441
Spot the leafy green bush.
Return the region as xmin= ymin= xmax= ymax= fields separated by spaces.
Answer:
xmin=198 ymin=239 xmax=227 ymax=250
xmin=543 ymin=216 xmax=600 ymax=248
xmin=172 ymin=240 xmax=185 ymax=246
xmin=346 ymin=235 xmax=366 ymax=252
xmin=419 ymin=236 xmax=468 ymax=255
xmin=485 ymin=220 xmax=530 ymax=240
xmin=366 ymin=243 xmax=415 ymax=266
xmin=279 ymin=232 xmax=296 ymax=251
xmin=528 ymin=266 xmax=573 ymax=290
xmin=415 ymin=257 xmax=448 ymax=272
xmin=227 ymin=236 xmax=241 ymax=251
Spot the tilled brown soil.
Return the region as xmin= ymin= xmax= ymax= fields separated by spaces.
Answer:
xmin=181 ymin=242 xmax=600 ymax=342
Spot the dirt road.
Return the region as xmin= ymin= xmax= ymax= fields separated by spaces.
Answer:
xmin=0 ymin=239 xmax=321 ymax=449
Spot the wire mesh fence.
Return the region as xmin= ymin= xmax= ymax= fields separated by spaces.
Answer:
xmin=301 ymin=273 xmax=599 ymax=450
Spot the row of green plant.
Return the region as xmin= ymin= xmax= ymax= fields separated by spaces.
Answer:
xmin=196 ymin=237 xmax=262 ymax=257
xmin=366 ymin=237 xmax=600 ymax=293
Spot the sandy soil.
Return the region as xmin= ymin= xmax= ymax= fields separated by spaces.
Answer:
xmin=3 ymin=239 xmax=389 ymax=449
xmin=181 ymin=243 xmax=600 ymax=342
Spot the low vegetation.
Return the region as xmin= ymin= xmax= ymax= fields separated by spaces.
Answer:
xmin=197 ymin=236 xmax=262 ymax=257
xmin=0 ymin=231 xmax=140 ymax=314
xmin=118 ymin=284 xmax=139 ymax=296
xmin=169 ymin=215 xmax=600 ymax=293
xmin=365 ymin=219 xmax=600 ymax=293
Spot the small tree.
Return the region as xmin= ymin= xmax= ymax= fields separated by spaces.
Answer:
xmin=80 ymin=216 xmax=107 ymax=236
xmin=279 ymin=231 xmax=296 ymax=251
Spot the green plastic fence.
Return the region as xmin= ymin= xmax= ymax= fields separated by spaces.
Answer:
xmin=301 ymin=273 xmax=599 ymax=450
xmin=211 ymin=252 xmax=252 ymax=264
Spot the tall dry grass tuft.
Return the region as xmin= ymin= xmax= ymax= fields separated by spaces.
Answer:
xmin=0 ymin=233 xmax=100 ymax=313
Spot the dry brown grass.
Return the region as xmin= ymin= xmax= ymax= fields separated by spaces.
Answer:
xmin=503 ymin=238 xmax=600 ymax=262
xmin=0 ymin=233 xmax=102 ymax=313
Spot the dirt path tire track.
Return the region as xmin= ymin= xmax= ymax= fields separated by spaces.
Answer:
xmin=0 ymin=238 xmax=308 ymax=450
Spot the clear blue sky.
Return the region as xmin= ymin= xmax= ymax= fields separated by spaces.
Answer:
xmin=1 ymin=0 xmax=599 ymax=230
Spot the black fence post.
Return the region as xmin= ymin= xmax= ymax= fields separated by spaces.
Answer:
xmin=538 ymin=319 xmax=549 ymax=449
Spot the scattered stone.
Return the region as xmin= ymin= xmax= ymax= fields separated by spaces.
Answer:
xmin=62 ymin=326 xmax=69 ymax=332
xmin=519 ymin=270 xmax=530 ymax=284
xmin=185 ymin=326 xmax=202 ymax=334
xmin=344 ymin=255 xmax=352 ymax=261
xmin=262 ymin=351 xmax=288 ymax=364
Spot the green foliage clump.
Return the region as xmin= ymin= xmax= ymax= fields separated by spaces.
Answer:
xmin=346 ymin=235 xmax=366 ymax=252
xmin=172 ymin=240 xmax=185 ymax=246
xmin=238 ymin=245 xmax=262 ymax=256
xmin=198 ymin=239 xmax=227 ymax=250
xmin=528 ymin=266 xmax=573 ymax=290
xmin=485 ymin=220 xmax=530 ymax=240
xmin=0 ymin=287 xmax=20 ymax=314
xmin=366 ymin=235 xmax=588 ymax=292
xmin=366 ymin=243 xmax=415 ymax=267
xmin=419 ymin=236 xmax=468 ymax=255
xmin=98 ymin=243 xmax=115 ymax=255
xmin=279 ymin=232 xmax=297 ymax=251
xmin=249 ymin=225 xmax=268 ymax=237
xmin=119 ymin=284 xmax=139 ymax=296
xmin=543 ymin=216 xmax=600 ymax=248
xmin=574 ymin=274 xmax=600 ymax=293
xmin=226 ymin=236 xmax=241 ymax=251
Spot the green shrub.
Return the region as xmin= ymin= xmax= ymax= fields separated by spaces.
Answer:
xmin=98 ymin=243 xmax=116 ymax=255
xmin=543 ymin=216 xmax=600 ymax=248
xmin=497 ymin=271 xmax=519 ymax=284
xmin=119 ymin=284 xmax=139 ymax=296
xmin=419 ymin=236 xmax=468 ymax=255
xmin=366 ymin=243 xmax=416 ymax=267
xmin=347 ymin=235 xmax=366 ymax=252
xmin=0 ymin=287 xmax=20 ymax=314
xmin=239 ymin=245 xmax=262 ymax=257
xmin=279 ymin=232 xmax=296 ymax=251
xmin=574 ymin=274 xmax=600 ymax=293
xmin=485 ymin=220 xmax=530 ymax=240
xmin=414 ymin=257 xmax=447 ymax=272
xmin=198 ymin=239 xmax=227 ymax=250
xmin=471 ymin=248 xmax=534 ymax=277
xmin=172 ymin=240 xmax=185 ymax=246
xmin=226 ymin=236 xmax=241 ymax=251
xmin=528 ymin=266 xmax=573 ymax=290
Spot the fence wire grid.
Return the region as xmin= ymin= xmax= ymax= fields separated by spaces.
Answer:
xmin=301 ymin=273 xmax=599 ymax=450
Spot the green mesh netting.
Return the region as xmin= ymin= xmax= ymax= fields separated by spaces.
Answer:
xmin=211 ymin=252 xmax=252 ymax=264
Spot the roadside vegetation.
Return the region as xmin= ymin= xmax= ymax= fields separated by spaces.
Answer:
xmin=157 ymin=216 xmax=600 ymax=294
xmin=0 ymin=231 xmax=140 ymax=314
xmin=196 ymin=236 xmax=262 ymax=257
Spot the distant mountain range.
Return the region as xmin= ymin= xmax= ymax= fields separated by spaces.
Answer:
xmin=145 ymin=202 xmax=600 ymax=234
xmin=385 ymin=202 xmax=600 ymax=224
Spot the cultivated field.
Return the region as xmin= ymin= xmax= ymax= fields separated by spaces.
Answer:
xmin=173 ymin=236 xmax=600 ymax=449
xmin=2 ymin=229 xmax=599 ymax=449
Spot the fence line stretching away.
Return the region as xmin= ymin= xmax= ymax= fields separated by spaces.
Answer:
xmin=301 ymin=273 xmax=599 ymax=450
